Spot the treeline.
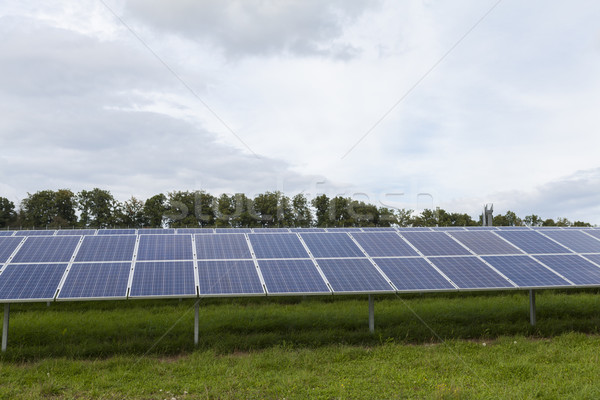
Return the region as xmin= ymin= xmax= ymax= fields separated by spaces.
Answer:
xmin=0 ymin=188 xmax=594 ymax=229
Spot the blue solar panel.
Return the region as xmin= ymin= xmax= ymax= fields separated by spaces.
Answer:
xmin=195 ymin=234 xmax=251 ymax=260
xmin=316 ymin=258 xmax=394 ymax=293
xmin=533 ymin=255 xmax=600 ymax=286
xmin=197 ymin=260 xmax=264 ymax=295
xmin=258 ymin=259 xmax=330 ymax=294
xmin=300 ymin=233 xmax=364 ymax=258
xmin=55 ymin=230 xmax=95 ymax=236
xmin=585 ymin=230 xmax=600 ymax=241
xmin=138 ymin=228 xmax=175 ymax=235
xmin=351 ymin=232 xmax=419 ymax=257
xmin=585 ymin=254 xmax=600 ymax=266
xmin=215 ymin=228 xmax=253 ymax=233
xmin=495 ymin=231 xmax=571 ymax=254
xmin=463 ymin=227 xmax=498 ymax=231
xmin=177 ymin=228 xmax=214 ymax=234
xmin=15 ymin=230 xmax=56 ymax=236
xmin=326 ymin=228 xmax=363 ymax=232
xmin=249 ymin=234 xmax=309 ymax=259
xmin=374 ymin=257 xmax=455 ymax=291
xmin=401 ymin=232 xmax=471 ymax=256
xmin=289 ymin=228 xmax=327 ymax=232
xmin=129 ymin=261 xmax=196 ymax=297
xmin=11 ymin=236 xmax=80 ymax=263
xmin=252 ymin=228 xmax=291 ymax=233
xmin=429 ymin=257 xmax=513 ymax=289
xmin=0 ymin=263 xmax=66 ymax=300
xmin=482 ymin=256 xmax=571 ymax=287
xmin=397 ymin=227 xmax=432 ymax=231
xmin=75 ymin=235 xmax=136 ymax=262
xmin=450 ymin=231 xmax=522 ymax=255
xmin=0 ymin=237 xmax=24 ymax=264
xmin=430 ymin=227 xmax=467 ymax=231
xmin=0 ymin=231 xmax=16 ymax=237
xmin=495 ymin=226 xmax=531 ymax=230
xmin=59 ymin=262 xmax=131 ymax=299
xmin=136 ymin=235 xmax=193 ymax=261
xmin=97 ymin=229 xmax=137 ymax=235
xmin=359 ymin=227 xmax=397 ymax=231
xmin=539 ymin=230 xmax=600 ymax=253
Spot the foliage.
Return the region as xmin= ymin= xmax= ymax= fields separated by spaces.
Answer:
xmin=0 ymin=197 xmax=17 ymax=228
xmin=19 ymin=189 xmax=77 ymax=228
xmin=143 ymin=193 xmax=167 ymax=228
xmin=77 ymin=188 xmax=121 ymax=228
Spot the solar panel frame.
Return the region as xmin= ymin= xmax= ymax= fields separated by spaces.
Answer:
xmin=11 ymin=236 xmax=81 ymax=264
xmin=316 ymin=258 xmax=395 ymax=293
xmin=197 ymin=260 xmax=265 ymax=296
xmin=215 ymin=228 xmax=253 ymax=234
xmin=55 ymin=230 xmax=96 ymax=236
xmin=374 ymin=257 xmax=456 ymax=292
xmin=97 ymin=229 xmax=137 ymax=235
xmin=177 ymin=228 xmax=215 ymax=234
xmin=252 ymin=228 xmax=291 ymax=233
xmin=351 ymin=232 xmax=419 ymax=257
xmin=249 ymin=233 xmax=310 ymax=259
xmin=129 ymin=261 xmax=197 ymax=298
xmin=299 ymin=233 xmax=365 ymax=258
xmin=400 ymin=232 xmax=472 ymax=256
xmin=138 ymin=228 xmax=176 ymax=235
xmin=0 ymin=231 xmax=16 ymax=237
xmin=136 ymin=234 xmax=194 ymax=261
xmin=195 ymin=234 xmax=252 ymax=260
xmin=258 ymin=259 xmax=331 ymax=295
xmin=0 ymin=263 xmax=67 ymax=302
xmin=325 ymin=227 xmax=364 ymax=232
xmin=289 ymin=228 xmax=327 ymax=232
xmin=15 ymin=230 xmax=56 ymax=236
xmin=74 ymin=235 xmax=137 ymax=262
xmin=57 ymin=262 xmax=131 ymax=300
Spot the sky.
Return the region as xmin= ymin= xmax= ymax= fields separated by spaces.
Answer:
xmin=1 ymin=0 xmax=600 ymax=224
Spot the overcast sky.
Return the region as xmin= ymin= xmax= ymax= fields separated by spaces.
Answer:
xmin=1 ymin=1 xmax=600 ymax=224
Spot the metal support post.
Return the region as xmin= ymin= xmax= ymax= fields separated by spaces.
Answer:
xmin=2 ymin=304 xmax=9 ymax=352
xmin=529 ymin=290 xmax=536 ymax=326
xmin=194 ymin=301 xmax=199 ymax=346
xmin=368 ymin=295 xmax=375 ymax=333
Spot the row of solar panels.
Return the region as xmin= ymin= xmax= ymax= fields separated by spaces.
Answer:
xmin=1 ymin=226 xmax=599 ymax=237
xmin=1 ymin=229 xmax=600 ymax=302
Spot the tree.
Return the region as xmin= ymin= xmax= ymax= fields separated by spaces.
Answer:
xmin=20 ymin=189 xmax=77 ymax=228
xmin=542 ymin=218 xmax=556 ymax=226
xmin=143 ymin=194 xmax=167 ymax=228
xmin=231 ymin=193 xmax=259 ymax=228
xmin=493 ymin=210 xmax=522 ymax=226
xmin=215 ymin=194 xmax=235 ymax=228
xmin=291 ymin=194 xmax=312 ymax=227
xmin=377 ymin=207 xmax=396 ymax=227
xmin=311 ymin=194 xmax=330 ymax=227
xmin=121 ymin=197 xmax=147 ymax=228
xmin=573 ymin=221 xmax=592 ymax=227
xmin=0 ymin=197 xmax=16 ymax=228
xmin=77 ymin=188 xmax=121 ymax=228
xmin=396 ymin=209 xmax=413 ymax=227
xmin=523 ymin=214 xmax=542 ymax=227
xmin=411 ymin=208 xmax=439 ymax=227
xmin=164 ymin=191 xmax=216 ymax=228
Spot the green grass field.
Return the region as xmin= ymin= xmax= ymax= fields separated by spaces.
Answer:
xmin=1 ymin=291 xmax=600 ymax=399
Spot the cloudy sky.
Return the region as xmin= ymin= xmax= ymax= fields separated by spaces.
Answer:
xmin=1 ymin=0 xmax=600 ymax=223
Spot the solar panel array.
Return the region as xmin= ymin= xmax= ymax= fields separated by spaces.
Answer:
xmin=1 ymin=227 xmax=600 ymax=302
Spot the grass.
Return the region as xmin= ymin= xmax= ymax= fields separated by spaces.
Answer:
xmin=1 ymin=290 xmax=600 ymax=398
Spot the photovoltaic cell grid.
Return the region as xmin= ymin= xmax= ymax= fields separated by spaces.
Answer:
xmin=0 ymin=263 xmax=67 ymax=300
xmin=429 ymin=257 xmax=514 ymax=289
xmin=0 ymin=237 xmax=24 ymax=264
xmin=97 ymin=229 xmax=136 ymax=235
xmin=584 ymin=230 xmax=600 ymax=241
xmin=55 ymin=230 xmax=95 ymax=236
xmin=300 ymin=233 xmax=364 ymax=258
xmin=195 ymin=234 xmax=251 ymax=260
xmin=136 ymin=235 xmax=193 ymax=261
xmin=351 ymin=232 xmax=418 ymax=257
xmin=215 ymin=228 xmax=252 ymax=233
xmin=533 ymin=255 xmax=600 ymax=286
xmin=252 ymin=228 xmax=291 ymax=233
xmin=138 ymin=229 xmax=176 ymax=235
xmin=539 ymin=230 xmax=600 ymax=253
xmin=317 ymin=258 xmax=393 ymax=293
xmin=258 ymin=259 xmax=330 ymax=294
xmin=129 ymin=261 xmax=196 ymax=297
xmin=289 ymin=228 xmax=326 ymax=232
xmin=449 ymin=231 xmax=522 ymax=255
xmin=0 ymin=231 xmax=16 ymax=237
xmin=11 ymin=236 xmax=80 ymax=263
xmin=495 ymin=231 xmax=572 ymax=254
xmin=482 ymin=256 xmax=571 ymax=288
xmin=249 ymin=234 xmax=309 ymax=259
xmin=16 ymin=230 xmax=56 ymax=236
xmin=177 ymin=228 xmax=214 ymax=234
xmin=197 ymin=260 xmax=264 ymax=295
xmin=374 ymin=258 xmax=454 ymax=291
xmin=75 ymin=235 xmax=136 ymax=262
xmin=59 ymin=262 xmax=131 ymax=299
xmin=401 ymin=232 xmax=471 ymax=256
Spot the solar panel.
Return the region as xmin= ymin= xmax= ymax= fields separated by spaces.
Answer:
xmin=195 ymin=234 xmax=251 ymax=260
xmin=326 ymin=227 xmax=363 ymax=232
xmin=0 ymin=263 xmax=66 ymax=301
xmin=351 ymin=232 xmax=419 ymax=257
xmin=316 ymin=258 xmax=394 ymax=293
xmin=129 ymin=261 xmax=196 ymax=297
xmin=0 ymin=231 xmax=16 ymax=237
xmin=58 ymin=262 xmax=131 ymax=299
xmin=430 ymin=227 xmax=466 ymax=231
xmin=401 ymin=232 xmax=471 ymax=256
xmin=258 ymin=259 xmax=330 ymax=294
xmin=374 ymin=257 xmax=455 ymax=291
xmin=450 ymin=231 xmax=522 ymax=255
xmin=359 ymin=227 xmax=397 ymax=231
xmin=136 ymin=235 xmax=193 ymax=261
xmin=463 ymin=226 xmax=498 ymax=231
xmin=252 ymin=228 xmax=291 ymax=233
xmin=482 ymin=256 xmax=571 ymax=288
xmin=0 ymin=237 xmax=24 ymax=264
xmin=97 ymin=229 xmax=137 ymax=235
xmin=11 ymin=236 xmax=80 ymax=263
xmin=495 ymin=226 xmax=531 ymax=230
xmin=495 ymin=231 xmax=571 ymax=254
xmin=249 ymin=234 xmax=309 ymax=259
xmin=138 ymin=228 xmax=175 ymax=235
xmin=429 ymin=257 xmax=514 ymax=289
xmin=397 ymin=227 xmax=432 ymax=231
xmin=15 ymin=230 xmax=56 ymax=236
xmin=177 ymin=228 xmax=214 ymax=234
xmin=300 ymin=233 xmax=364 ymax=258
xmin=197 ymin=260 xmax=264 ymax=295
xmin=533 ymin=255 xmax=600 ymax=286
xmin=74 ymin=235 xmax=136 ymax=262
xmin=585 ymin=230 xmax=600 ymax=240
xmin=215 ymin=228 xmax=252 ymax=234
xmin=539 ymin=230 xmax=600 ymax=253
xmin=289 ymin=228 xmax=327 ymax=232
xmin=55 ymin=230 xmax=95 ymax=236
xmin=585 ymin=254 xmax=600 ymax=266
